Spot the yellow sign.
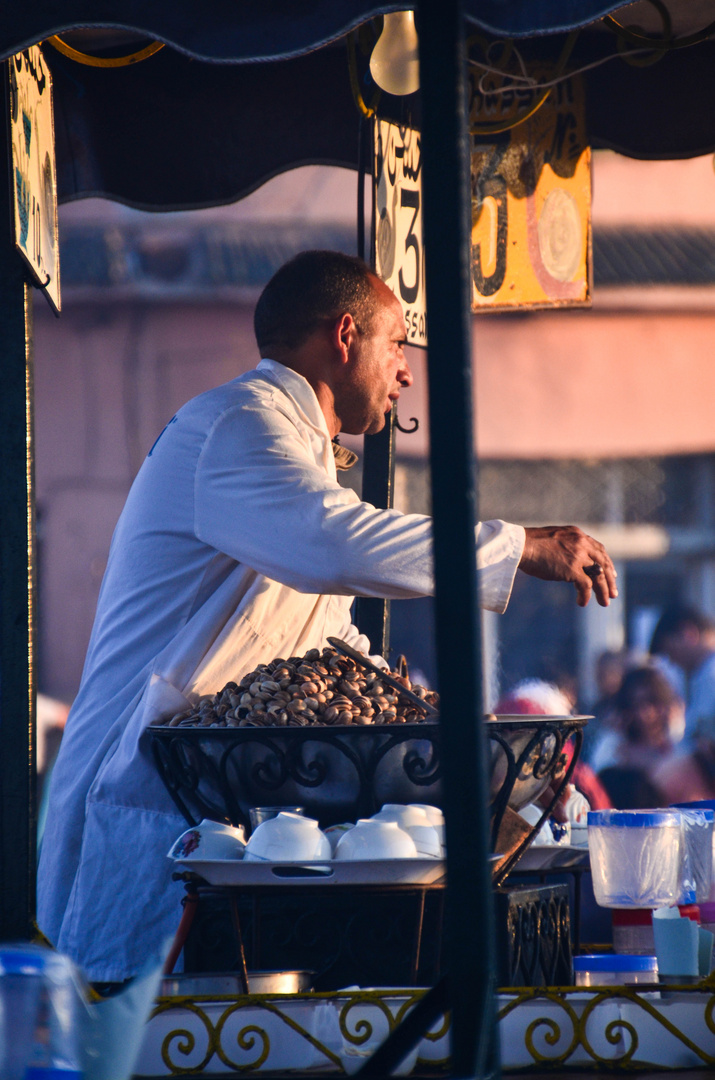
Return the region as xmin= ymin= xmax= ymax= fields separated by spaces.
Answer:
xmin=469 ymin=69 xmax=591 ymax=312
xmin=8 ymin=46 xmax=61 ymax=314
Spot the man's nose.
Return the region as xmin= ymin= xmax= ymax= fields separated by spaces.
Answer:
xmin=398 ymin=360 xmax=413 ymax=388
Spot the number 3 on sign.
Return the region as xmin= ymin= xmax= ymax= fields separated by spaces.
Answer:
xmin=374 ymin=120 xmax=427 ymax=348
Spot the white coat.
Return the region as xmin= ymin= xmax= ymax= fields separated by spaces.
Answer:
xmin=37 ymin=359 xmax=524 ymax=981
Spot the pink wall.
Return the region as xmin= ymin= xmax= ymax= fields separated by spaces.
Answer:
xmin=33 ymin=302 xmax=260 ymax=699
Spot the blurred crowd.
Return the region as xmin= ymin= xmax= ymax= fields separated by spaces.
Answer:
xmin=495 ymin=603 xmax=715 ymax=816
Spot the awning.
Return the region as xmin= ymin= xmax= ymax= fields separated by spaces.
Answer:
xmin=3 ymin=6 xmax=715 ymax=209
xmin=0 ymin=3 xmax=650 ymax=63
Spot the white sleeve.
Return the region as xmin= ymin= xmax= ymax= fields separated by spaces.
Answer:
xmin=194 ymin=401 xmax=524 ymax=612
xmin=475 ymin=520 xmax=525 ymax=613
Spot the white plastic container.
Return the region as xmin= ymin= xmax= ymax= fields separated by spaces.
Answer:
xmin=588 ymin=809 xmax=684 ymax=908
xmin=679 ymin=808 xmax=714 ymax=902
xmin=573 ymin=953 xmax=658 ymax=987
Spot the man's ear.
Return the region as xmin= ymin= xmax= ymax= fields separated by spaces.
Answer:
xmin=332 ymin=312 xmax=358 ymax=364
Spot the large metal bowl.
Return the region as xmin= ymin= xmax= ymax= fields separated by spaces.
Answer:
xmin=149 ymin=714 xmax=587 ymax=835
xmin=486 ymin=714 xmax=588 ymax=811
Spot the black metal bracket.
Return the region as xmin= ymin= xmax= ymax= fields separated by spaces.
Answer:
xmin=394 ymin=413 xmax=419 ymax=434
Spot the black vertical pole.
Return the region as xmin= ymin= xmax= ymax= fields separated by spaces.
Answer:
xmin=354 ymin=409 xmax=397 ymax=658
xmin=0 ymin=63 xmax=37 ymax=941
xmin=355 ymin=114 xmax=396 ymax=659
xmin=417 ymin=2 xmax=500 ymax=1077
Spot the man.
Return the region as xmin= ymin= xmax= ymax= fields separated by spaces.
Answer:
xmin=650 ymin=604 xmax=715 ymax=744
xmin=38 ymin=251 xmax=616 ymax=982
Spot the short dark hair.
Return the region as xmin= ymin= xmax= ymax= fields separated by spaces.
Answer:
xmin=253 ymin=250 xmax=379 ymax=355
xmin=650 ymin=604 xmax=715 ymax=655
xmin=614 ymin=665 xmax=676 ymax=714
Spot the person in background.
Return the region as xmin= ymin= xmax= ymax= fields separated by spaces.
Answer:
xmin=591 ymin=650 xmax=629 ymax=723
xmin=494 ymin=678 xmax=612 ymax=816
xmin=578 ymin=649 xmax=630 ymax=760
xmin=590 ymin=665 xmax=681 ymax=808
xmin=652 ymin=714 xmax=715 ymax=804
xmin=650 ymin=604 xmax=715 ymax=746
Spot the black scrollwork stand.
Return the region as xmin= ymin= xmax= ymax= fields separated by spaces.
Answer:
xmin=150 ymin=716 xmax=586 ymax=869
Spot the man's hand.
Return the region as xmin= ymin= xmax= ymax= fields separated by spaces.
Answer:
xmin=519 ymin=525 xmax=618 ymax=607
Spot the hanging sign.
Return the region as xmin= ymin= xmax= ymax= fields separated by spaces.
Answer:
xmin=8 ymin=46 xmax=61 ymax=314
xmin=469 ymin=67 xmax=590 ymax=312
xmin=374 ymin=120 xmax=427 ymax=347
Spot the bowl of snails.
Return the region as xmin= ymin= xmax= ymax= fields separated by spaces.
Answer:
xmin=149 ymin=644 xmax=587 ymax=841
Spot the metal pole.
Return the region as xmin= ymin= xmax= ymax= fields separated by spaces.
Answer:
xmin=0 ymin=62 xmax=37 ymax=941
xmin=355 ymin=114 xmax=396 ymax=659
xmin=354 ymin=410 xmax=397 ymax=658
xmin=417 ymin=2 xmax=500 ymax=1076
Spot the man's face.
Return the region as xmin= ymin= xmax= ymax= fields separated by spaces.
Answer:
xmin=659 ymin=626 xmax=700 ymax=672
xmin=339 ymin=279 xmax=412 ymax=436
xmin=622 ymin=686 xmax=671 ymax=747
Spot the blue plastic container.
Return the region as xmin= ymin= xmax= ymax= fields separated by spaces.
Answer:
xmin=573 ymin=953 xmax=658 ymax=986
xmin=587 ymin=809 xmax=684 ymax=908
xmin=0 ymin=946 xmax=85 ymax=1079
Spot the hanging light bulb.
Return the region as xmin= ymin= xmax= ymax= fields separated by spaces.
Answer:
xmin=369 ymin=11 xmax=420 ymax=96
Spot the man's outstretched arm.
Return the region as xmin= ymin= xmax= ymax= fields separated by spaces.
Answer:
xmin=519 ymin=525 xmax=618 ymax=607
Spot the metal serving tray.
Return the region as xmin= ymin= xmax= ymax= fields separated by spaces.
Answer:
xmin=168 ymin=855 xmax=447 ymax=887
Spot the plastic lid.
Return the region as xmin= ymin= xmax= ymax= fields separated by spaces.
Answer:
xmin=678 ymin=808 xmax=715 ymax=823
xmin=0 ymin=946 xmax=54 ymax=976
xmin=572 ymin=954 xmax=658 ymax=972
xmin=678 ymin=904 xmax=701 ymax=923
xmin=611 ymin=908 xmax=653 ymax=926
xmin=587 ymin=809 xmax=680 ymax=827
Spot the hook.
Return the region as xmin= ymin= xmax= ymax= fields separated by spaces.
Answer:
xmin=394 ymin=413 xmax=419 ymax=434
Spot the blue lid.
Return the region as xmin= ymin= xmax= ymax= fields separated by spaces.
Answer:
xmin=587 ymin=809 xmax=680 ymax=827
xmin=0 ymin=945 xmax=53 ymax=976
xmin=678 ymin=808 xmax=715 ymax=824
xmin=573 ymin=954 xmax=657 ymax=972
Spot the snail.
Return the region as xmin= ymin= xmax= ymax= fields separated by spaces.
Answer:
xmin=161 ymin=645 xmax=439 ymax=728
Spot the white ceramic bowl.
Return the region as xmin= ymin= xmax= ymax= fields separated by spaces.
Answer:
xmin=244 ymin=811 xmax=331 ymax=862
xmin=373 ymin=804 xmax=430 ymax=829
xmin=410 ymin=804 xmax=444 ymax=828
xmin=324 ymin=823 xmax=356 ymax=854
xmin=411 ymin=806 xmax=446 ymax=854
xmin=334 ymin=818 xmax=418 ymax=860
xmin=169 ymin=819 xmax=246 ymax=861
xmin=372 ymin=805 xmax=442 ymax=858
xmin=403 ymin=823 xmax=441 ymax=859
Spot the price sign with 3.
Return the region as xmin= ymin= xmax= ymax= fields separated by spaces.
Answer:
xmin=374 ymin=120 xmax=426 ymax=348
